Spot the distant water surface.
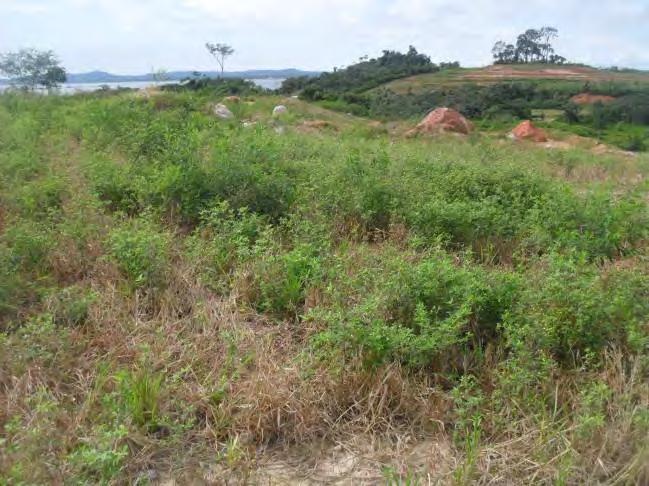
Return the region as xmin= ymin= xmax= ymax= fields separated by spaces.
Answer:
xmin=0 ymin=78 xmax=285 ymax=94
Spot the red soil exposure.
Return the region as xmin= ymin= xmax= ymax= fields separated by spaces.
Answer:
xmin=509 ymin=120 xmax=549 ymax=142
xmin=570 ymin=93 xmax=616 ymax=105
xmin=302 ymin=120 xmax=336 ymax=130
xmin=465 ymin=65 xmax=596 ymax=80
xmin=409 ymin=107 xmax=474 ymax=136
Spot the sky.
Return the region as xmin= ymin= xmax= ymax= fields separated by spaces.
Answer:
xmin=1 ymin=0 xmax=648 ymax=74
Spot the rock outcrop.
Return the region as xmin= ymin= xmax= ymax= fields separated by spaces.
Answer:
xmin=273 ymin=105 xmax=288 ymax=116
xmin=408 ymin=108 xmax=473 ymax=136
xmin=213 ymin=103 xmax=234 ymax=119
xmin=509 ymin=120 xmax=548 ymax=142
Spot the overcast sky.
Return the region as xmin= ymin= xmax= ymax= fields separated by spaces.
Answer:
xmin=1 ymin=0 xmax=648 ymax=74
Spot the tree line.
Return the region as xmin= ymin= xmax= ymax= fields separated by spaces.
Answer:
xmin=492 ymin=27 xmax=567 ymax=65
xmin=280 ymin=46 xmax=458 ymax=100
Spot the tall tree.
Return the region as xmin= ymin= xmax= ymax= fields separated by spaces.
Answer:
xmin=205 ymin=43 xmax=235 ymax=77
xmin=516 ymin=29 xmax=543 ymax=63
xmin=492 ymin=27 xmax=565 ymax=65
xmin=0 ymin=48 xmax=67 ymax=90
xmin=540 ymin=27 xmax=559 ymax=63
xmin=492 ymin=41 xmax=516 ymax=64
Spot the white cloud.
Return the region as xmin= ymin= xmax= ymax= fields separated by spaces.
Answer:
xmin=0 ymin=0 xmax=50 ymax=14
xmin=0 ymin=0 xmax=647 ymax=72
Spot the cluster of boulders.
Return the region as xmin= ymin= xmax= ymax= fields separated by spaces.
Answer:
xmin=407 ymin=107 xmax=551 ymax=143
xmin=213 ymin=98 xmax=555 ymax=145
xmin=212 ymin=98 xmax=289 ymax=121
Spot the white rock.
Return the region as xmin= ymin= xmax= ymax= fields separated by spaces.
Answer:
xmin=213 ymin=103 xmax=234 ymax=119
xmin=273 ymin=105 xmax=288 ymax=116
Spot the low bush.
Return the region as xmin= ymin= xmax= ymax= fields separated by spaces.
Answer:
xmin=108 ymin=219 xmax=171 ymax=289
xmin=253 ymin=244 xmax=322 ymax=319
xmin=187 ymin=202 xmax=272 ymax=292
xmin=45 ymin=285 xmax=96 ymax=327
xmin=503 ymin=253 xmax=649 ymax=366
xmin=313 ymin=246 xmax=519 ymax=370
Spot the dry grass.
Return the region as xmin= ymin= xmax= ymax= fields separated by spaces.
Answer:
xmin=4 ymin=248 xmax=647 ymax=483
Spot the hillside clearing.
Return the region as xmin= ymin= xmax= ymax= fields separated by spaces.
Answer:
xmin=381 ymin=65 xmax=649 ymax=94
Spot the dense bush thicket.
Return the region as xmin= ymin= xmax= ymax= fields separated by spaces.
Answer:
xmin=369 ymin=82 xmax=561 ymax=119
xmin=161 ymin=76 xmax=262 ymax=96
xmin=368 ymin=81 xmax=649 ymax=122
xmin=2 ymin=91 xmax=647 ymax=348
xmin=280 ymin=46 xmax=458 ymax=109
xmin=560 ymin=93 xmax=649 ymax=151
xmin=589 ymin=94 xmax=649 ymax=126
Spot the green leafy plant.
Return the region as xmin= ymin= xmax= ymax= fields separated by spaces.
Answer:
xmin=108 ymin=219 xmax=170 ymax=289
xmin=117 ymin=368 xmax=164 ymax=428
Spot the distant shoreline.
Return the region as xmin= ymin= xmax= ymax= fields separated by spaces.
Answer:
xmin=0 ymin=69 xmax=319 ymax=86
xmin=0 ymin=77 xmax=286 ymax=93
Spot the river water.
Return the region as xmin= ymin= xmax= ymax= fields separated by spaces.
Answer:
xmin=0 ymin=78 xmax=285 ymax=94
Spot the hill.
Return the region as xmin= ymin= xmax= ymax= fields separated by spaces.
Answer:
xmin=381 ymin=64 xmax=649 ymax=94
xmin=282 ymin=58 xmax=649 ymax=152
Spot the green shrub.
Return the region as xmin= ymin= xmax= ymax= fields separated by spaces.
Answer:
xmin=46 ymin=285 xmax=96 ymax=327
xmin=526 ymin=190 xmax=648 ymax=259
xmin=207 ymin=137 xmax=297 ymax=221
xmin=620 ymin=133 xmax=647 ymax=152
xmin=108 ymin=219 xmax=170 ymax=289
xmin=2 ymin=221 xmax=54 ymax=273
xmin=254 ymin=244 xmax=321 ymax=318
xmin=0 ymin=221 xmax=56 ymax=324
xmin=67 ymin=424 xmax=129 ymax=482
xmin=314 ymin=247 xmax=518 ymax=369
xmin=15 ymin=176 xmax=67 ymax=219
xmin=85 ymin=155 xmax=140 ymax=214
xmin=187 ymin=202 xmax=272 ymax=292
xmin=503 ymin=253 xmax=649 ymax=366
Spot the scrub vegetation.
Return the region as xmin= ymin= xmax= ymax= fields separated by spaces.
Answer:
xmin=1 ymin=80 xmax=649 ymax=484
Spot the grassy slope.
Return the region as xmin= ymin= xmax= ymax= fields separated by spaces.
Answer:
xmin=1 ymin=90 xmax=649 ymax=484
xmin=381 ymin=64 xmax=649 ymax=94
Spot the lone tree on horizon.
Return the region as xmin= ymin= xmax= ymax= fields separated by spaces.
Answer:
xmin=205 ymin=43 xmax=235 ymax=77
